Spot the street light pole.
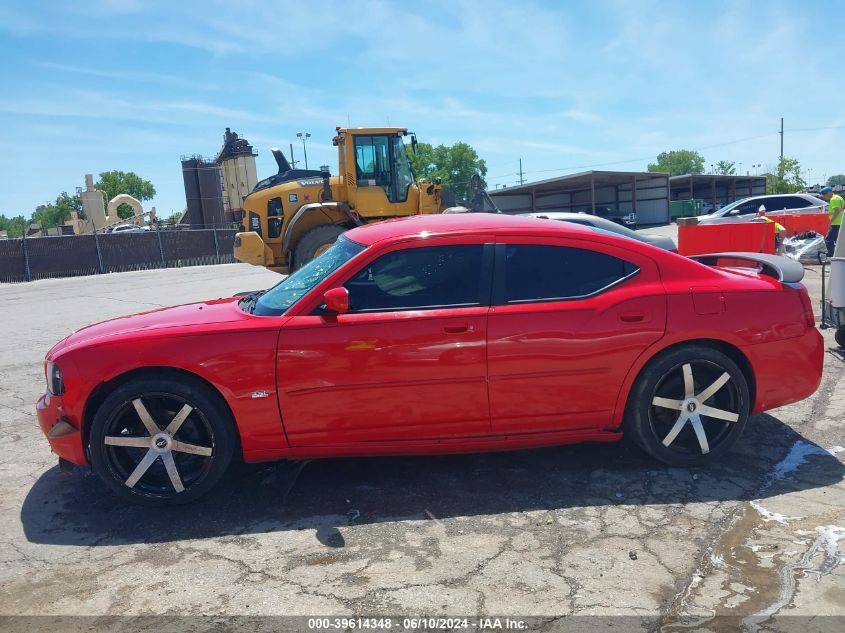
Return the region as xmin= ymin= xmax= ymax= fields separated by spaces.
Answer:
xmin=296 ymin=131 xmax=311 ymax=170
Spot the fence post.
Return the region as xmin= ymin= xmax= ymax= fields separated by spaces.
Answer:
xmin=21 ymin=236 xmax=31 ymax=282
xmin=156 ymin=224 xmax=165 ymax=266
xmin=92 ymin=230 xmax=105 ymax=274
xmin=212 ymin=228 xmax=220 ymax=264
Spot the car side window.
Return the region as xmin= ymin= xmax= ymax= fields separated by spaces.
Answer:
xmin=737 ymin=200 xmax=761 ymax=215
xmin=344 ymin=244 xmax=485 ymax=312
xmin=502 ymin=244 xmax=638 ymax=303
xmin=783 ymin=196 xmax=812 ymax=209
xmin=765 ymin=196 xmax=789 ymax=210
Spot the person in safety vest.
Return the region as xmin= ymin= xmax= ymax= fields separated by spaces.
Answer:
xmin=820 ymin=186 xmax=843 ymax=256
xmin=751 ymin=205 xmax=786 ymax=254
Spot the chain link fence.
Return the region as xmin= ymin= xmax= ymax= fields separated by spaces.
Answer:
xmin=0 ymin=229 xmax=239 ymax=283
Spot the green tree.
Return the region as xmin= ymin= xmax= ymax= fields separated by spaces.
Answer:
xmin=163 ymin=211 xmax=184 ymax=224
xmin=95 ymin=171 xmax=156 ymax=219
xmin=715 ymin=160 xmax=736 ymax=175
xmin=407 ymin=141 xmax=487 ymax=200
xmin=827 ymin=174 xmax=845 ymax=187
xmin=31 ymin=192 xmax=82 ymax=229
xmin=0 ymin=215 xmax=29 ymax=238
xmin=647 ymin=150 xmax=705 ymax=176
xmin=767 ymin=156 xmax=806 ymax=194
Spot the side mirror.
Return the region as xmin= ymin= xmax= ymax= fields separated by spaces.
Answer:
xmin=323 ymin=287 xmax=349 ymax=313
xmin=729 ymin=209 xmax=740 ymax=215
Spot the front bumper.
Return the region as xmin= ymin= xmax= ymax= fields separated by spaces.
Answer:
xmin=36 ymin=392 xmax=87 ymax=465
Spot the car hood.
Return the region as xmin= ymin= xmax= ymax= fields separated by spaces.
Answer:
xmin=55 ymin=297 xmax=246 ymax=354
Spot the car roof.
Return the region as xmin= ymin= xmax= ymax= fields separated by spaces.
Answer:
xmin=736 ymin=193 xmax=822 ymax=203
xmin=523 ymin=212 xmax=626 ymax=230
xmin=344 ymin=212 xmax=596 ymax=246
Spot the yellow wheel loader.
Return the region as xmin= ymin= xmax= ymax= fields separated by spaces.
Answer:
xmin=233 ymin=127 xmax=496 ymax=272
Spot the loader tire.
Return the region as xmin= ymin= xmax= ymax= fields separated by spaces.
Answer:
xmin=292 ymin=225 xmax=345 ymax=270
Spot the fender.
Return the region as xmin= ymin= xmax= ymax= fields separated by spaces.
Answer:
xmin=282 ymin=202 xmax=362 ymax=257
xmin=69 ymin=329 xmax=291 ymax=458
xmin=609 ymin=330 xmax=753 ymax=428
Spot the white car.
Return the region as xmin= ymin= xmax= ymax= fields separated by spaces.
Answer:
xmin=108 ymin=224 xmax=150 ymax=233
xmin=521 ymin=212 xmax=676 ymax=251
xmin=697 ymin=193 xmax=825 ymax=224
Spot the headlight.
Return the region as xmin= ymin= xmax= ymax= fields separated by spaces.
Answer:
xmin=45 ymin=361 xmax=65 ymax=395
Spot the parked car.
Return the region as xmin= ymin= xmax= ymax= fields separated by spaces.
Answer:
xmin=571 ymin=205 xmax=637 ymax=228
xmin=107 ymin=225 xmax=149 ymax=233
xmin=521 ymin=212 xmax=676 ymax=251
xmin=37 ymin=214 xmax=823 ymax=505
xmin=697 ymin=194 xmax=825 ymax=224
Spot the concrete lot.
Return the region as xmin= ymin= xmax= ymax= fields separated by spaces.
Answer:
xmin=0 ymin=251 xmax=843 ymax=631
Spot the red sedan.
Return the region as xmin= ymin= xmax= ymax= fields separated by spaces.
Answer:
xmin=36 ymin=214 xmax=823 ymax=505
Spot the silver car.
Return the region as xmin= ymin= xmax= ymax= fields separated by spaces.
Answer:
xmin=521 ymin=212 xmax=677 ymax=251
xmin=697 ymin=193 xmax=825 ymax=224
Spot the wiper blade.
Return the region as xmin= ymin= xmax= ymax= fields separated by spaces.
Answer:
xmin=238 ymin=290 xmax=267 ymax=314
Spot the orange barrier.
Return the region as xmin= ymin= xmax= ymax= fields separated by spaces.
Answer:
xmin=678 ymin=221 xmax=776 ymax=256
xmin=774 ymin=212 xmax=830 ymax=237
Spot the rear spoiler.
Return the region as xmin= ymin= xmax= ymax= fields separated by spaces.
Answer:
xmin=689 ymin=252 xmax=804 ymax=283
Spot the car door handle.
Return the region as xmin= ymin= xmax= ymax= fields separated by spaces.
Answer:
xmin=619 ymin=312 xmax=645 ymax=323
xmin=444 ymin=324 xmax=474 ymax=333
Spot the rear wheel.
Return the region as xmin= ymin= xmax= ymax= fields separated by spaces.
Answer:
xmin=293 ymin=224 xmax=345 ymax=270
xmin=836 ymin=326 xmax=845 ymax=348
xmin=88 ymin=377 xmax=236 ymax=506
xmin=624 ymin=346 xmax=749 ymax=467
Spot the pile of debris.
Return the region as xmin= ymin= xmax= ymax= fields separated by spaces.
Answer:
xmin=783 ymin=231 xmax=826 ymax=263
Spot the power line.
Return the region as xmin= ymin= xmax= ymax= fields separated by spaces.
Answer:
xmin=487 ymin=124 xmax=845 ymax=182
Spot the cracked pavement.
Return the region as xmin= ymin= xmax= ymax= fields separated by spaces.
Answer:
xmin=0 ymin=259 xmax=843 ymax=631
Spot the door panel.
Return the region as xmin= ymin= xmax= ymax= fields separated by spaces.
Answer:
xmin=278 ymin=307 xmax=489 ymax=445
xmin=276 ymin=239 xmax=494 ymax=446
xmin=488 ymin=239 xmax=666 ymax=434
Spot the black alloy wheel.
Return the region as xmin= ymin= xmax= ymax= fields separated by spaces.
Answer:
xmin=624 ymin=346 xmax=749 ymax=467
xmin=89 ymin=377 xmax=236 ymax=505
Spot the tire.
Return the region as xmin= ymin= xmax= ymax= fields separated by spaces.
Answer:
xmin=836 ymin=327 xmax=845 ymax=349
xmin=623 ymin=345 xmax=750 ymax=467
xmin=292 ymin=224 xmax=345 ymax=270
xmin=88 ymin=376 xmax=236 ymax=506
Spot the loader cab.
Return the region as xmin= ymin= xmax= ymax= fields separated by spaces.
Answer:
xmin=353 ymin=134 xmax=415 ymax=202
xmin=336 ymin=127 xmax=420 ymax=217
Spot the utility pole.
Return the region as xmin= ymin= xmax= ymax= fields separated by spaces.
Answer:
xmin=777 ymin=117 xmax=784 ymax=192
xmin=518 ymin=158 xmax=525 ymax=185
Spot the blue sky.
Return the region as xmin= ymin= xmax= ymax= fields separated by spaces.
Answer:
xmin=1 ymin=0 xmax=842 ymax=217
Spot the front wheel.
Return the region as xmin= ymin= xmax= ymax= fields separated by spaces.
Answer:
xmin=88 ymin=377 xmax=236 ymax=506
xmin=624 ymin=346 xmax=750 ymax=467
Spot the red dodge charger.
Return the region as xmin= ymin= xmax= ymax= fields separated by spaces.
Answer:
xmin=36 ymin=214 xmax=823 ymax=505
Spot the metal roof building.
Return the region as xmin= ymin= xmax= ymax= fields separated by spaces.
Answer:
xmin=488 ymin=170 xmax=671 ymax=225
xmin=669 ymin=174 xmax=767 ymax=208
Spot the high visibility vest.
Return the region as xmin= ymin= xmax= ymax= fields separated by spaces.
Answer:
xmin=829 ymin=194 xmax=844 ymax=226
xmin=755 ymin=216 xmax=785 ymax=233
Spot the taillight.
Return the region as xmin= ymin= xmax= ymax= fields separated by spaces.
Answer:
xmin=796 ymin=286 xmax=815 ymax=327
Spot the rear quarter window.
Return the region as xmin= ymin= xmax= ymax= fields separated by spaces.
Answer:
xmin=503 ymin=244 xmax=639 ymax=303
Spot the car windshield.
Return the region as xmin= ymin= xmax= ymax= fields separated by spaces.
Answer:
xmin=250 ymin=235 xmax=366 ymax=316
